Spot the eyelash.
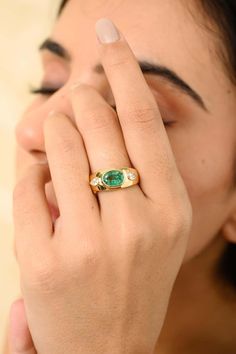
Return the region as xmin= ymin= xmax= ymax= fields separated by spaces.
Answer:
xmin=30 ymin=86 xmax=58 ymax=95
xmin=30 ymin=86 xmax=174 ymax=126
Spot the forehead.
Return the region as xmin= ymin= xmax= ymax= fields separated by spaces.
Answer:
xmin=52 ymin=0 xmax=224 ymax=96
xmin=55 ymin=0 xmax=204 ymax=55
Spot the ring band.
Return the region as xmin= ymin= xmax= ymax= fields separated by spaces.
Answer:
xmin=89 ymin=167 xmax=139 ymax=194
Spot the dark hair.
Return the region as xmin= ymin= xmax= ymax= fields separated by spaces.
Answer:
xmin=195 ymin=1 xmax=236 ymax=85
xmin=58 ymin=0 xmax=236 ymax=289
xmin=194 ymin=1 xmax=236 ymax=290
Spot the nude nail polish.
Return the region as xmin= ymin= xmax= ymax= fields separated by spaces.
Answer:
xmin=95 ymin=18 xmax=120 ymax=44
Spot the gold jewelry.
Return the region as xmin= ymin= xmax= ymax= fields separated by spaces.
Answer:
xmin=89 ymin=167 xmax=139 ymax=194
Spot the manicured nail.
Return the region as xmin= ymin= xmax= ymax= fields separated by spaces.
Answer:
xmin=95 ymin=18 xmax=120 ymax=44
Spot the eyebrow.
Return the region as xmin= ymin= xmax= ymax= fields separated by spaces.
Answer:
xmin=39 ymin=38 xmax=71 ymax=60
xmin=39 ymin=38 xmax=208 ymax=112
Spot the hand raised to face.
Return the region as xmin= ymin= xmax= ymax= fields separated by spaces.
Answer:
xmin=12 ymin=18 xmax=192 ymax=354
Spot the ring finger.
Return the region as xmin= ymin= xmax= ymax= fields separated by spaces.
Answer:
xmin=70 ymin=84 xmax=143 ymax=212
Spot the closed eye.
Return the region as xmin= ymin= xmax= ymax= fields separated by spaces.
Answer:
xmin=30 ymin=86 xmax=59 ymax=95
xmin=29 ymin=86 xmax=174 ymax=126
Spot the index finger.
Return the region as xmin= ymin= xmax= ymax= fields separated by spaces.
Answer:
xmin=95 ymin=18 xmax=182 ymax=200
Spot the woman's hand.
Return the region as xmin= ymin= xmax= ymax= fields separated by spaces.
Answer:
xmin=13 ymin=19 xmax=192 ymax=354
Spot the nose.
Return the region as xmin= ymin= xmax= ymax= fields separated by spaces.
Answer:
xmin=15 ymin=112 xmax=45 ymax=156
xmin=15 ymin=86 xmax=73 ymax=158
xmin=15 ymin=82 xmax=115 ymax=160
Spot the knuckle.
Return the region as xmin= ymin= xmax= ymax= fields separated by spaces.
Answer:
xmin=169 ymin=194 xmax=192 ymax=232
xmin=34 ymin=267 xmax=54 ymax=291
xmin=61 ymin=239 xmax=102 ymax=280
xmin=126 ymin=224 xmax=152 ymax=247
xmin=119 ymin=213 xmax=154 ymax=258
xmin=125 ymin=228 xmax=155 ymax=265
xmin=167 ymin=213 xmax=185 ymax=236
xmin=163 ymin=203 xmax=192 ymax=250
xmin=176 ymin=204 xmax=192 ymax=236
xmin=45 ymin=118 xmax=78 ymax=156
xmin=103 ymin=43 xmax=131 ymax=68
xmin=59 ymin=136 xmax=76 ymax=154
xmin=107 ymin=55 xmax=129 ymax=69
xmin=79 ymin=241 xmax=101 ymax=268
xmin=44 ymin=112 xmax=65 ymax=129
xmin=121 ymin=105 xmax=157 ymax=126
xmin=57 ymin=132 xmax=77 ymax=155
xmin=82 ymin=106 xmax=115 ymax=131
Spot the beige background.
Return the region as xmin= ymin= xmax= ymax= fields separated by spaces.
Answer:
xmin=0 ymin=1 xmax=60 ymax=351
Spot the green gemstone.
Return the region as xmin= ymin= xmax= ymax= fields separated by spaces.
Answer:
xmin=102 ymin=170 xmax=124 ymax=187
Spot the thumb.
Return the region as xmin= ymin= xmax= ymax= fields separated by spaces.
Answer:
xmin=9 ymin=298 xmax=37 ymax=354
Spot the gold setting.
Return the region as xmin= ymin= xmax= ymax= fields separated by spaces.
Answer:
xmin=89 ymin=167 xmax=139 ymax=194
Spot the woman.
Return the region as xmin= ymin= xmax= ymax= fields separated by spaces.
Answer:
xmin=5 ymin=0 xmax=236 ymax=353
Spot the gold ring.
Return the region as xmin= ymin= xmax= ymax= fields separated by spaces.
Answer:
xmin=89 ymin=167 xmax=139 ymax=194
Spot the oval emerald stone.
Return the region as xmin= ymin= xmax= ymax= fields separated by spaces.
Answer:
xmin=102 ymin=170 xmax=124 ymax=187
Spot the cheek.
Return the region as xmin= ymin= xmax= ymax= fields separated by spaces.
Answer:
xmin=169 ymin=123 xmax=235 ymax=261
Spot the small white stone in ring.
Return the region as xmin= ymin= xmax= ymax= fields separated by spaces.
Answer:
xmin=90 ymin=177 xmax=100 ymax=186
xmin=127 ymin=171 xmax=136 ymax=181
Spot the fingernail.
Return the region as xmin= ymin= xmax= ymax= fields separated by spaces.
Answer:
xmin=95 ymin=18 xmax=120 ymax=44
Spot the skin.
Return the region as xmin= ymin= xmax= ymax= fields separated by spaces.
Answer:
xmin=5 ymin=0 xmax=236 ymax=353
